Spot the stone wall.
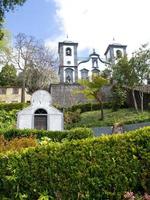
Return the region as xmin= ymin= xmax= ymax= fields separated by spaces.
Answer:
xmin=50 ymin=83 xmax=112 ymax=107
xmin=50 ymin=83 xmax=87 ymax=107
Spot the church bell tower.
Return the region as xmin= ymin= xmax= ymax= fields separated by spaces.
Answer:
xmin=58 ymin=40 xmax=78 ymax=83
xmin=104 ymin=42 xmax=127 ymax=64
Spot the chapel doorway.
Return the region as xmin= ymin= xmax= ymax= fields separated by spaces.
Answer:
xmin=34 ymin=109 xmax=47 ymax=130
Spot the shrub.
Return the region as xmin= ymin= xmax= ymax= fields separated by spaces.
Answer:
xmin=0 ymin=109 xmax=17 ymax=129
xmin=0 ymin=102 xmax=28 ymax=111
xmin=0 ymin=135 xmax=37 ymax=153
xmin=67 ymin=102 xmax=112 ymax=113
xmin=111 ymin=85 xmax=127 ymax=111
xmin=0 ymin=127 xmax=94 ymax=142
xmin=0 ymin=127 xmax=149 ymax=199
xmin=64 ymin=109 xmax=81 ymax=124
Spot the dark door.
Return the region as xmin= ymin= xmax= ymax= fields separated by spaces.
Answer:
xmin=34 ymin=109 xmax=47 ymax=130
xmin=34 ymin=115 xmax=47 ymax=130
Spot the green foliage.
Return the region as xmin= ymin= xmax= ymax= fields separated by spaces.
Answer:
xmin=113 ymin=45 xmax=150 ymax=112
xmin=0 ymin=64 xmax=18 ymax=86
xmin=0 ymin=127 xmax=149 ymax=199
xmin=111 ymin=85 xmax=127 ymax=111
xmin=0 ymin=102 xmax=27 ymax=111
xmin=0 ymin=103 xmax=28 ymax=130
xmin=79 ymin=75 xmax=108 ymax=120
xmin=113 ymin=56 xmax=138 ymax=88
xmin=0 ymin=0 xmax=27 ymax=22
xmin=0 ymin=29 xmax=11 ymax=52
xmin=64 ymin=109 xmax=81 ymax=125
xmin=66 ymin=102 xmax=112 ymax=113
xmin=0 ymin=127 xmax=94 ymax=142
xmin=0 ymin=109 xmax=17 ymax=129
xmin=79 ymin=75 xmax=108 ymax=100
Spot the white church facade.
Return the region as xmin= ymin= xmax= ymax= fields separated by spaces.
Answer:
xmin=50 ymin=40 xmax=127 ymax=107
xmin=58 ymin=40 xmax=127 ymax=83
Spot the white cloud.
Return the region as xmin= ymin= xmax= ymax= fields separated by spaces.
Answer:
xmin=47 ymin=0 xmax=150 ymax=57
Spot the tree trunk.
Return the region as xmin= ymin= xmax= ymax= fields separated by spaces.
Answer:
xmin=132 ymin=89 xmax=138 ymax=112
xmin=139 ymin=90 xmax=144 ymax=112
xmin=100 ymin=101 xmax=104 ymax=120
xmin=21 ymin=71 xmax=26 ymax=103
xmin=96 ymin=94 xmax=104 ymax=120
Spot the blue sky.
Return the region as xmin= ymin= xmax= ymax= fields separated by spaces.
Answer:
xmin=4 ymin=0 xmax=150 ymax=58
xmin=5 ymin=0 xmax=60 ymax=40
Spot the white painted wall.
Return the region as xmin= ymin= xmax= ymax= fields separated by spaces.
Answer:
xmin=17 ymin=114 xmax=32 ymax=129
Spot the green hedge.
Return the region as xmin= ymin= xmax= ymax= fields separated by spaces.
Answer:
xmin=0 ymin=102 xmax=28 ymax=111
xmin=0 ymin=127 xmax=93 ymax=142
xmin=66 ymin=102 xmax=129 ymax=113
xmin=66 ymin=102 xmax=112 ymax=113
xmin=0 ymin=127 xmax=150 ymax=199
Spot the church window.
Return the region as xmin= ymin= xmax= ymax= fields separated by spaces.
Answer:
xmin=34 ymin=109 xmax=47 ymax=130
xmin=66 ymin=47 xmax=72 ymax=56
xmin=116 ymin=50 xmax=122 ymax=58
xmin=80 ymin=69 xmax=89 ymax=80
xmin=92 ymin=68 xmax=100 ymax=76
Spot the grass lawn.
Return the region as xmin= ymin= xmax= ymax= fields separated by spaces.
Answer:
xmin=67 ymin=108 xmax=150 ymax=128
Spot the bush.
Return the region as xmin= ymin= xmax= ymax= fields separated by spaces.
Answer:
xmin=111 ymin=85 xmax=127 ymax=111
xmin=64 ymin=109 xmax=81 ymax=124
xmin=0 ymin=109 xmax=17 ymax=129
xmin=0 ymin=127 xmax=149 ymax=199
xmin=0 ymin=135 xmax=37 ymax=153
xmin=66 ymin=102 xmax=112 ymax=113
xmin=0 ymin=102 xmax=28 ymax=111
xmin=0 ymin=127 xmax=94 ymax=142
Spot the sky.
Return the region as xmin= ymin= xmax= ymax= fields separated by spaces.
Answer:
xmin=4 ymin=0 xmax=150 ymax=59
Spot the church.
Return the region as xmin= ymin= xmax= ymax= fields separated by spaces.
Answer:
xmin=50 ymin=40 xmax=127 ymax=107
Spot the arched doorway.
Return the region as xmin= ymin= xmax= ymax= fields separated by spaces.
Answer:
xmin=34 ymin=109 xmax=47 ymax=130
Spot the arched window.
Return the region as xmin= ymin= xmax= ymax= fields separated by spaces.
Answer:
xmin=34 ymin=109 xmax=47 ymax=130
xmin=65 ymin=68 xmax=73 ymax=83
xmin=80 ymin=68 xmax=89 ymax=80
xmin=116 ymin=50 xmax=122 ymax=58
xmin=66 ymin=47 xmax=72 ymax=56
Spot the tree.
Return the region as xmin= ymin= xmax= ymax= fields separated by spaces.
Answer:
xmin=79 ymin=75 xmax=108 ymax=120
xmin=113 ymin=56 xmax=139 ymax=112
xmin=111 ymin=85 xmax=127 ymax=111
xmin=0 ymin=29 xmax=11 ymax=65
xmin=131 ymin=44 xmax=150 ymax=112
xmin=11 ymin=33 xmax=58 ymax=102
xmin=113 ymin=45 xmax=150 ymax=112
xmin=25 ymin=65 xmax=58 ymax=94
xmin=0 ymin=63 xmax=17 ymax=86
xmin=0 ymin=0 xmax=27 ymax=39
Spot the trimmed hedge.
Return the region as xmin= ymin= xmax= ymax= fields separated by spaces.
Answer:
xmin=0 ymin=127 xmax=150 ymax=199
xmin=66 ymin=102 xmax=112 ymax=113
xmin=63 ymin=101 xmax=129 ymax=113
xmin=0 ymin=127 xmax=94 ymax=142
xmin=0 ymin=102 xmax=28 ymax=111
